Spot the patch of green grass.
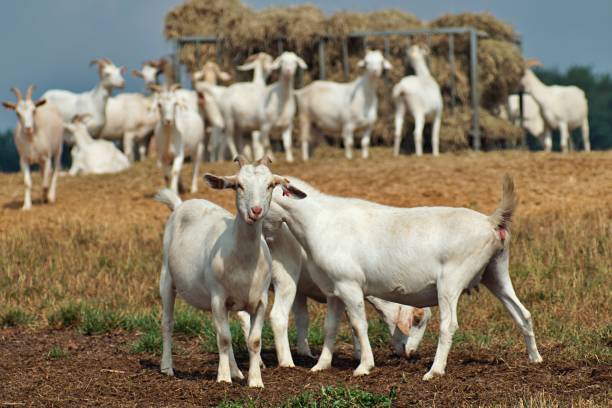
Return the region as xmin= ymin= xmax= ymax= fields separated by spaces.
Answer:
xmin=284 ymin=385 xmax=396 ymax=408
xmin=47 ymin=346 xmax=67 ymax=359
xmin=120 ymin=311 xmax=159 ymax=332
xmin=216 ymin=398 xmax=257 ymax=408
xmin=307 ymin=319 xmax=325 ymax=347
xmin=174 ymin=307 xmax=203 ymax=336
xmin=131 ymin=330 xmax=163 ymax=355
xmin=79 ymin=307 xmax=120 ymax=335
xmin=1 ymin=308 xmax=35 ymax=328
xmin=367 ymin=318 xmax=391 ymax=348
xmin=47 ymin=303 xmax=82 ymax=328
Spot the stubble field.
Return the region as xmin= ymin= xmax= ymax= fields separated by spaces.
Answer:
xmin=0 ymin=148 xmax=610 ymax=407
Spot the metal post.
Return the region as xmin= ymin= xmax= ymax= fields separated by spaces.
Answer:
xmin=362 ymin=36 xmax=368 ymax=51
xmin=383 ymin=36 xmax=391 ymax=82
xmin=518 ymin=90 xmax=525 ymax=147
xmin=404 ymin=35 xmax=412 ymax=76
xmin=194 ymin=40 xmax=201 ymax=71
xmin=216 ymin=38 xmax=223 ymax=65
xmin=318 ymin=38 xmax=326 ymax=80
xmin=448 ymin=34 xmax=456 ymax=112
xmin=469 ymin=29 xmax=481 ymax=151
xmin=173 ymin=40 xmax=181 ymax=85
xmin=342 ymin=38 xmax=349 ymax=81
xmin=277 ymin=39 xmax=284 ymax=54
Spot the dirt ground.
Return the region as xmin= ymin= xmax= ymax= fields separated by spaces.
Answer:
xmin=1 ymin=148 xmax=611 ymax=407
xmin=0 ymin=328 xmax=610 ymax=407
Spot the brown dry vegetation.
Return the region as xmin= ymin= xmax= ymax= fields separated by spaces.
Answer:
xmin=0 ymin=148 xmax=611 ymax=406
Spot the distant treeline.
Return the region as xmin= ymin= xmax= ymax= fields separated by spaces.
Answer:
xmin=1 ymin=65 xmax=610 ymax=172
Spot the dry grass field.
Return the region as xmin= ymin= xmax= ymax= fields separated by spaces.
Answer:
xmin=0 ymin=147 xmax=610 ymax=407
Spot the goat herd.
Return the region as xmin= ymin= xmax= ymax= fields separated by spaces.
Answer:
xmin=6 ymin=44 xmax=593 ymax=388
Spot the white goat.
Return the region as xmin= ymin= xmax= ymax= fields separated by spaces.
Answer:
xmin=257 ymin=220 xmax=431 ymax=368
xmin=63 ymin=115 xmax=129 ymax=175
xmin=132 ymin=59 xmax=166 ymax=89
xmin=99 ymin=93 xmax=158 ymax=162
xmin=521 ymin=60 xmax=590 ymax=152
xmin=2 ymin=86 xmax=63 ymax=210
xmin=198 ymin=52 xmax=304 ymax=162
xmin=155 ymin=156 xmax=307 ymax=387
xmin=393 ymin=45 xmax=443 ymax=156
xmin=267 ymin=176 xmax=543 ymax=380
xmin=297 ymin=50 xmax=392 ymax=160
xmin=499 ymin=93 xmax=546 ymax=145
xmin=192 ymin=62 xmax=232 ymax=161
xmin=153 ymin=85 xmax=205 ymax=194
xmin=43 ymin=59 xmax=125 ymax=141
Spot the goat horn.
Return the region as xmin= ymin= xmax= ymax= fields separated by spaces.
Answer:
xmin=26 ymin=85 xmax=35 ymax=100
xmin=233 ymin=155 xmax=249 ymax=168
xmin=10 ymin=87 xmax=23 ymax=102
xmin=525 ymin=58 xmax=543 ymax=68
xmin=256 ymin=156 xmax=272 ymax=166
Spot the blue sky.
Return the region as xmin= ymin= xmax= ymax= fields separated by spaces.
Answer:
xmin=1 ymin=0 xmax=610 ymax=130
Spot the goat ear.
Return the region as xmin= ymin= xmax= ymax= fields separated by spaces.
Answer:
xmin=2 ymin=101 xmax=16 ymax=110
xmin=204 ymin=174 xmax=238 ymax=190
xmin=34 ymin=98 xmax=47 ymax=107
xmin=148 ymin=84 xmax=162 ymax=93
xmin=63 ymin=122 xmax=76 ymax=133
xmin=218 ymin=71 xmax=231 ymax=82
xmin=237 ymin=61 xmax=255 ymax=71
xmin=273 ymin=176 xmax=307 ymax=199
xmin=256 ymin=155 xmax=272 ymax=167
xmin=297 ymin=57 xmax=308 ymax=70
xmin=383 ymin=59 xmax=393 ymax=70
xmin=132 ymin=69 xmax=144 ymax=78
xmin=357 ymin=59 xmax=366 ymax=68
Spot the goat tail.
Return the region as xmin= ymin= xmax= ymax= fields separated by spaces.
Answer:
xmin=392 ymin=83 xmax=404 ymax=102
xmin=489 ymin=174 xmax=517 ymax=231
xmin=154 ymin=188 xmax=182 ymax=211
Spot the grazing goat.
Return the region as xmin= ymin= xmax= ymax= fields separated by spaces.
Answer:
xmin=297 ymin=50 xmax=392 ymax=160
xmin=198 ymin=52 xmax=305 ymax=162
xmin=153 ymin=84 xmax=205 ymax=194
xmin=521 ymin=60 xmax=590 ymax=152
xmin=63 ymin=115 xmax=129 ymax=175
xmin=2 ymin=86 xmax=63 ymax=210
xmin=267 ymin=176 xmax=542 ymax=380
xmin=254 ymin=220 xmax=431 ymax=367
xmin=393 ymin=45 xmax=443 ymax=156
xmin=43 ymin=59 xmax=125 ymax=141
xmin=499 ymin=93 xmax=546 ymax=146
xmin=155 ymin=156 xmax=307 ymax=387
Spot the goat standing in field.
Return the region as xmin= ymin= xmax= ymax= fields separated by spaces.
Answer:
xmin=521 ymin=59 xmax=590 ymax=153
xmin=393 ymin=45 xmax=443 ymax=157
xmin=237 ymin=220 xmax=431 ymax=368
xmin=297 ymin=50 xmax=392 ymax=160
xmin=2 ymin=86 xmax=63 ymax=210
xmin=499 ymin=93 xmax=546 ymax=145
xmin=267 ymin=175 xmax=542 ymax=380
xmin=42 ymin=59 xmax=125 ymax=142
xmin=155 ymin=156 xmax=307 ymax=387
xmin=132 ymin=59 xmax=167 ymax=89
xmin=153 ymin=84 xmax=205 ymax=194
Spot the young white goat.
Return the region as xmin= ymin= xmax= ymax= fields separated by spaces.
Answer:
xmin=2 ymin=86 xmax=63 ymax=210
xmin=256 ymin=220 xmax=431 ymax=367
xmin=43 ymin=59 xmax=125 ymax=141
xmin=155 ymin=156 xmax=307 ymax=387
xmin=63 ymin=115 xmax=130 ymax=175
xmin=267 ymin=176 xmax=542 ymax=380
xmin=392 ymin=45 xmax=443 ymax=156
xmin=297 ymin=50 xmax=392 ymax=160
xmin=521 ymin=60 xmax=590 ymax=153
xmin=132 ymin=59 xmax=166 ymax=89
xmin=153 ymin=84 xmax=205 ymax=194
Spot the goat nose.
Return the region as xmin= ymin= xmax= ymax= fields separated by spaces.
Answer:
xmin=251 ymin=206 xmax=262 ymax=216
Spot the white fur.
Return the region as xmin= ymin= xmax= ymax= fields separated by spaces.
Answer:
xmin=521 ymin=69 xmax=590 ymax=152
xmin=392 ymin=45 xmax=443 ymax=157
xmin=3 ymin=87 xmax=64 ymax=210
xmin=154 ymin=86 xmax=205 ymax=194
xmin=64 ymin=119 xmax=129 ymax=175
xmin=297 ymin=50 xmax=392 ymax=160
xmin=155 ymin=161 xmax=306 ymax=388
xmin=267 ymin=176 xmax=543 ymax=380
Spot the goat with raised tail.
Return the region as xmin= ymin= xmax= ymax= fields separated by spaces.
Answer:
xmin=42 ymin=58 xmax=125 ymax=142
xmin=3 ymin=86 xmax=63 ymax=210
xmin=521 ymin=59 xmax=590 ymax=153
xmin=392 ymin=45 xmax=443 ymax=157
xmin=267 ymin=175 xmax=542 ymax=380
xmin=154 ymin=156 xmax=307 ymax=388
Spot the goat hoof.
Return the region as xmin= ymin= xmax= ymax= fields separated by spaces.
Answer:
xmin=422 ymin=369 xmax=444 ymax=381
xmin=530 ymin=354 xmax=543 ymax=364
xmin=231 ymin=370 xmax=244 ymax=380
xmin=161 ymin=367 xmax=174 ymax=377
xmin=248 ymin=377 xmax=264 ymax=388
xmin=310 ymin=362 xmax=331 ymax=372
